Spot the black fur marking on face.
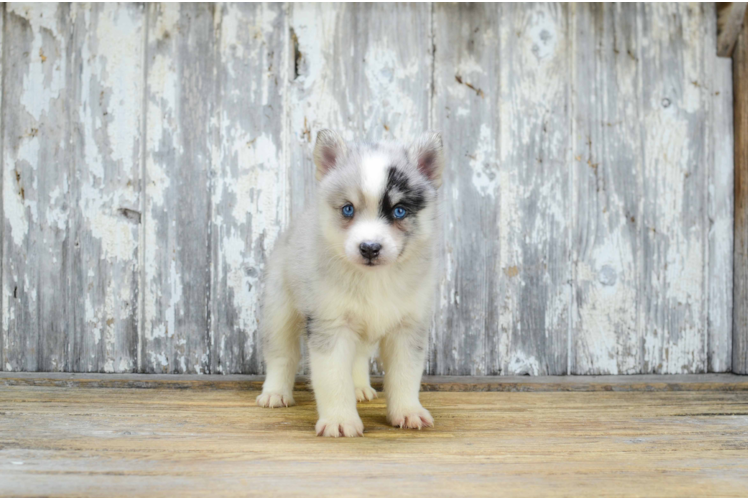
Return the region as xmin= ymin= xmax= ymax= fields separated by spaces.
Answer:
xmin=306 ymin=315 xmax=313 ymax=337
xmin=380 ymin=167 xmax=426 ymax=222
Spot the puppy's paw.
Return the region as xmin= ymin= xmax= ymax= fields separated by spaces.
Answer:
xmin=315 ymin=414 xmax=364 ymax=437
xmin=355 ymin=385 xmax=378 ymax=402
xmin=256 ymin=391 xmax=295 ymax=408
xmin=388 ymin=405 xmax=434 ymax=430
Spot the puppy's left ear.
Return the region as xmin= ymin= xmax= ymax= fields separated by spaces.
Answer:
xmin=409 ymin=132 xmax=445 ymax=188
xmin=313 ymin=129 xmax=347 ymax=181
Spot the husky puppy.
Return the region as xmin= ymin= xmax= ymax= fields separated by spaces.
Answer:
xmin=256 ymin=130 xmax=444 ymax=437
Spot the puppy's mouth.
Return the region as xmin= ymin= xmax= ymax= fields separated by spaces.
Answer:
xmin=363 ymin=259 xmax=380 ymax=267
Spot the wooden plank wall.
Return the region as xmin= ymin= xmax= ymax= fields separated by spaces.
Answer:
xmin=0 ymin=3 xmax=736 ymax=375
xmin=734 ymin=4 xmax=748 ymax=374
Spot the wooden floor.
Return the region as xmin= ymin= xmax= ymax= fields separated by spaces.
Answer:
xmin=2 ymin=378 xmax=748 ymax=497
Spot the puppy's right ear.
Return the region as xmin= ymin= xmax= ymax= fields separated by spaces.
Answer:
xmin=409 ymin=131 xmax=445 ymax=188
xmin=313 ymin=129 xmax=347 ymax=181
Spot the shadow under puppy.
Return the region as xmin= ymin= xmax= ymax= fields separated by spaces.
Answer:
xmin=257 ymin=130 xmax=444 ymax=437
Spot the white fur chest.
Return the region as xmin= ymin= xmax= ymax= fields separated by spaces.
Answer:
xmin=317 ymin=265 xmax=433 ymax=343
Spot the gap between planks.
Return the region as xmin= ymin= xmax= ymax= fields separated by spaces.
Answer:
xmin=2 ymin=372 xmax=747 ymax=392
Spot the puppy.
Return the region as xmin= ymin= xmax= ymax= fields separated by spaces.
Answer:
xmin=256 ymin=130 xmax=444 ymax=437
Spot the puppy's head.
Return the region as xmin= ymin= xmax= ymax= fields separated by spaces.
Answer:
xmin=313 ymin=130 xmax=444 ymax=268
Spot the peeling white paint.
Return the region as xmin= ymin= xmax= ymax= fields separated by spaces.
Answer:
xmin=0 ymin=3 xmax=730 ymax=376
xmin=468 ymin=124 xmax=499 ymax=198
xmin=708 ymin=57 xmax=734 ymax=372
xmin=11 ymin=4 xmax=66 ymax=122
xmin=363 ymin=45 xmax=423 ymax=137
xmin=143 ymin=3 xmax=183 ymax=372
xmin=289 ymin=3 xmax=344 ymax=144
xmin=575 ymin=234 xmax=639 ymax=375
xmin=507 ymin=353 xmax=542 ymax=376
xmin=3 ymin=164 xmax=31 ymax=246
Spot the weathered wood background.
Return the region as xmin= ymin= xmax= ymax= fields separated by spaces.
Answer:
xmin=733 ymin=4 xmax=748 ymax=375
xmin=0 ymin=3 xmax=736 ymax=375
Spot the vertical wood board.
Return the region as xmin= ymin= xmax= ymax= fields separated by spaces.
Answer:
xmin=210 ymin=3 xmax=287 ymax=374
xmin=0 ymin=3 xmax=5 ymax=370
xmin=2 ymin=4 xmax=73 ymax=371
xmin=431 ymin=3 xmax=501 ymax=375
xmin=69 ymin=3 xmax=145 ymax=373
xmin=708 ymin=57 xmax=734 ymax=373
xmin=734 ymin=11 xmax=748 ymax=374
xmin=495 ymin=3 xmax=571 ymax=375
xmin=638 ymin=3 xmax=711 ymax=373
xmin=570 ymin=3 xmax=643 ymax=375
xmin=143 ymin=3 xmax=216 ymax=373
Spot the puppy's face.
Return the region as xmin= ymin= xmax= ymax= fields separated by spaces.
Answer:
xmin=314 ymin=131 xmax=444 ymax=268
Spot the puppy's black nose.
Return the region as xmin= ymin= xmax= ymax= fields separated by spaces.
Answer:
xmin=359 ymin=241 xmax=381 ymax=260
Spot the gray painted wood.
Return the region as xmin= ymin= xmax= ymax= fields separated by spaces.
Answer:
xmin=708 ymin=53 xmax=734 ymax=372
xmin=0 ymin=3 xmax=736 ymax=375
xmin=734 ymin=12 xmax=748 ymax=374
xmin=0 ymin=3 xmax=4 ymax=371
xmin=69 ymin=3 xmax=145 ymax=372
xmin=2 ymin=4 xmax=73 ymax=371
xmin=431 ymin=4 xmax=501 ymax=375
xmin=638 ymin=3 xmax=712 ymax=373
xmin=210 ymin=3 xmax=287 ymax=374
xmin=496 ymin=3 xmax=571 ymax=375
xmin=143 ymin=3 xmax=216 ymax=373
xmin=570 ymin=3 xmax=643 ymax=375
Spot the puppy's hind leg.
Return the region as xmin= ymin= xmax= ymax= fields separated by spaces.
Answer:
xmin=353 ymin=343 xmax=377 ymax=402
xmin=257 ymin=290 xmax=303 ymax=408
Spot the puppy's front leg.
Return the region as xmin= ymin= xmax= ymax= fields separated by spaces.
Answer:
xmin=308 ymin=324 xmax=364 ymax=437
xmin=380 ymin=324 xmax=433 ymax=429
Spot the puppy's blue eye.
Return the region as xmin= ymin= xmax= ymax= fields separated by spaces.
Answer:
xmin=393 ymin=206 xmax=407 ymax=219
xmin=342 ymin=204 xmax=355 ymax=218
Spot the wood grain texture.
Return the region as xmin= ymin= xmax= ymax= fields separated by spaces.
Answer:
xmin=0 ymin=3 xmax=736 ymax=376
xmin=0 ymin=3 xmax=4 ymax=371
xmin=4 ymin=371 xmax=748 ymax=393
xmin=638 ymin=3 xmax=712 ymax=373
xmin=431 ymin=4 xmax=500 ymax=375
xmin=496 ymin=3 xmax=571 ymax=375
xmin=570 ymin=3 xmax=642 ymax=375
xmin=735 ymin=13 xmax=748 ymax=374
xmin=69 ymin=3 xmax=145 ymax=373
xmin=2 ymin=4 xmax=73 ymax=371
xmin=716 ymin=2 xmax=747 ymax=57
xmin=143 ymin=3 xmax=216 ymax=373
xmin=210 ymin=3 xmax=288 ymax=375
xmin=709 ymin=56 xmax=735 ymax=372
xmin=3 ymin=385 xmax=748 ymax=496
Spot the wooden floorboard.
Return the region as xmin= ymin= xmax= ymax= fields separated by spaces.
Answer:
xmin=3 ymin=372 xmax=748 ymax=392
xmin=1 ymin=384 xmax=748 ymax=496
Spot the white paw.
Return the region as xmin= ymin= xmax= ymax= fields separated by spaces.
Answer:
xmin=256 ymin=391 xmax=295 ymax=408
xmin=355 ymin=385 xmax=378 ymax=402
xmin=315 ymin=413 xmax=364 ymax=437
xmin=388 ymin=405 xmax=434 ymax=430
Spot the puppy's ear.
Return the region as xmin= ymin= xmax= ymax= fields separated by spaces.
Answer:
xmin=409 ymin=132 xmax=445 ymax=188
xmin=313 ymin=129 xmax=347 ymax=181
